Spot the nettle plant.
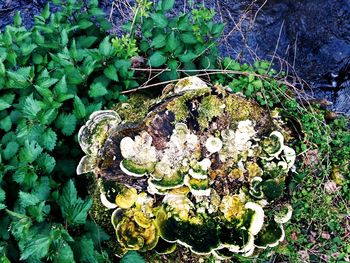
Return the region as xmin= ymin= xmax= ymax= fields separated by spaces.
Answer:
xmin=78 ymin=77 xmax=296 ymax=260
xmin=125 ymin=0 xmax=225 ymax=80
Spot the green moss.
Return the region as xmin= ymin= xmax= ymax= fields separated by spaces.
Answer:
xmin=113 ymin=93 xmax=154 ymax=122
xmin=167 ymin=88 xmax=211 ymax=122
xmin=198 ymin=95 xmax=224 ymax=129
xmin=225 ymin=95 xmax=261 ymax=122
xmin=167 ymin=98 xmax=189 ymax=122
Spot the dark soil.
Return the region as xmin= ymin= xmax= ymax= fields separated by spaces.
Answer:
xmin=1 ymin=0 xmax=349 ymax=114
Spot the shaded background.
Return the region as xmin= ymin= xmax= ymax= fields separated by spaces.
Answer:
xmin=1 ymin=0 xmax=349 ymax=114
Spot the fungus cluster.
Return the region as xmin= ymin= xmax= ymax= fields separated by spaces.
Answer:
xmin=77 ymin=77 xmax=296 ymax=259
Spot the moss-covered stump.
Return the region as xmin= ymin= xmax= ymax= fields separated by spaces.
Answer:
xmin=78 ymin=77 xmax=297 ymax=261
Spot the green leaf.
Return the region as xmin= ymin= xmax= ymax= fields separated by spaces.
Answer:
xmin=6 ymin=52 xmax=17 ymax=67
xmin=180 ymin=32 xmax=197 ymax=44
xmin=151 ymin=13 xmax=168 ymax=28
xmin=103 ymin=65 xmax=119 ymax=82
xmin=20 ymin=235 xmax=51 ymax=261
xmin=179 ymin=51 xmax=197 ymax=63
xmin=167 ymin=60 xmax=179 ymax=70
xmin=0 ymin=60 xmax=5 ymax=76
xmin=40 ymin=128 xmax=57 ymax=151
xmin=252 ymin=79 xmax=263 ymax=89
xmin=121 ymin=251 xmax=145 ymax=263
xmin=3 ymin=28 xmax=12 ymax=46
xmin=19 ymin=140 xmax=43 ymax=163
xmin=178 ymin=13 xmax=191 ymax=31
xmin=3 ymin=141 xmax=19 ymax=160
xmin=61 ymin=29 xmax=68 ymax=46
xmin=89 ymin=82 xmax=108 ymax=98
xmin=161 ymin=0 xmax=175 ymax=11
xmin=78 ymin=19 xmax=93 ymax=29
xmin=7 ymin=67 xmax=31 ymax=84
xmin=73 ymin=96 xmax=86 ymax=119
xmin=56 ymin=113 xmax=77 ymax=136
xmin=148 ymin=51 xmax=167 ymax=67
xmin=0 ymin=116 xmax=12 ymax=132
xmin=77 ymin=36 xmax=98 ymax=49
xmin=71 ymin=237 xmax=96 ymax=263
xmin=40 ymin=108 xmax=59 ymax=125
xmin=14 ymin=11 xmax=22 ymax=26
xmin=0 ymin=100 xmax=11 ymax=111
xmin=99 ymin=37 xmax=114 ymax=57
xmin=151 ymin=34 xmax=166 ymax=48
xmin=19 ymin=191 xmax=40 ymax=208
xmin=21 ymin=43 xmax=37 ymax=56
xmin=166 ymin=31 xmax=180 ymax=52
xmin=59 ymin=180 xmax=93 ymax=225
xmin=53 ymin=242 xmax=75 ymax=263
xmin=41 ymin=3 xmax=50 ymax=20
xmin=84 ymin=221 xmax=110 ymax=246
xmin=37 ymin=153 xmax=56 ymax=174
xmin=55 ymin=76 xmax=68 ymax=94
xmin=212 ymin=23 xmax=225 ymax=37
xmin=22 ymin=95 xmax=42 ymax=119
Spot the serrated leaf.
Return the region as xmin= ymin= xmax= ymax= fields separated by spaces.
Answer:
xmin=55 ymin=75 xmax=68 ymax=94
xmin=14 ymin=11 xmax=22 ymax=26
xmin=41 ymin=3 xmax=50 ymax=19
xmin=36 ymin=153 xmax=56 ymax=173
xmin=53 ymin=242 xmax=75 ymax=263
xmin=89 ymin=82 xmax=108 ymax=98
xmin=151 ymin=13 xmax=168 ymax=28
xmin=166 ymin=31 xmax=179 ymax=52
xmin=56 ymin=113 xmax=77 ymax=136
xmin=151 ymin=34 xmax=166 ymax=48
xmin=3 ymin=28 xmax=12 ymax=46
xmin=180 ymin=32 xmax=197 ymax=44
xmin=0 ymin=100 xmax=11 ymax=111
xmin=212 ymin=23 xmax=225 ymax=37
xmin=161 ymin=0 xmax=175 ymax=11
xmin=19 ymin=191 xmax=40 ymax=208
xmin=79 ymin=19 xmax=93 ymax=29
xmin=73 ymin=96 xmax=86 ymax=119
xmin=22 ymin=95 xmax=42 ymax=119
xmin=40 ymin=128 xmax=57 ymax=151
xmin=61 ymin=29 xmax=68 ymax=46
xmin=71 ymin=237 xmax=96 ymax=262
xmin=148 ymin=51 xmax=167 ymax=67
xmin=0 ymin=188 xmax=5 ymax=203
xmin=120 ymin=251 xmax=145 ymax=263
xmin=3 ymin=141 xmax=19 ymax=160
xmin=77 ymin=36 xmax=98 ymax=49
xmin=103 ymin=65 xmax=119 ymax=82
xmin=20 ymin=235 xmax=51 ymax=260
xmin=60 ymin=180 xmax=92 ymax=225
xmin=0 ymin=116 xmax=11 ymax=131
xmin=179 ymin=51 xmax=197 ymax=63
xmin=19 ymin=140 xmax=43 ymax=163
xmin=7 ymin=67 xmax=31 ymax=84
xmin=21 ymin=43 xmax=37 ymax=56
xmin=99 ymin=37 xmax=114 ymax=57
xmin=40 ymin=108 xmax=59 ymax=125
xmin=84 ymin=221 xmax=110 ymax=246
xmin=0 ymin=60 xmax=5 ymax=76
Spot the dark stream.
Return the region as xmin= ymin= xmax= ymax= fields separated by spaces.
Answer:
xmin=1 ymin=0 xmax=349 ymax=114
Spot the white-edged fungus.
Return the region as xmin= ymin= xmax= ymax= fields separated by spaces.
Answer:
xmin=206 ymin=137 xmax=223 ymax=153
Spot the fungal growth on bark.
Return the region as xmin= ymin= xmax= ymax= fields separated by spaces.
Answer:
xmin=77 ymin=77 xmax=296 ymax=259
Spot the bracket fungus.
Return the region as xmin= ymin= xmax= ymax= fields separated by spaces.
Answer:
xmin=77 ymin=77 xmax=296 ymax=259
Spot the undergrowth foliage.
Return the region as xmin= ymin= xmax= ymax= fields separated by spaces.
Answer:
xmin=0 ymin=0 xmax=349 ymax=262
